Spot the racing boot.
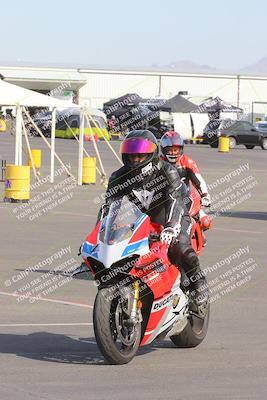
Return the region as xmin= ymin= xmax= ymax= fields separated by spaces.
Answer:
xmin=181 ymin=251 xmax=209 ymax=307
xmin=188 ymin=271 xmax=209 ymax=307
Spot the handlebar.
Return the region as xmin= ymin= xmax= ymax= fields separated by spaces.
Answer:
xmin=149 ymin=231 xmax=179 ymax=245
xmin=149 ymin=232 xmax=161 ymax=242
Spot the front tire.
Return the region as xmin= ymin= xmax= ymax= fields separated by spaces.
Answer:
xmin=261 ymin=138 xmax=267 ymax=150
xmin=170 ymin=301 xmax=210 ymax=347
xmin=229 ymin=136 xmax=237 ymax=149
xmin=210 ymin=141 xmax=218 ymax=148
xmin=93 ymin=287 xmax=141 ymax=364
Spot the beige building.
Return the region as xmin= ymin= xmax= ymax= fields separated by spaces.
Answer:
xmin=1 ymin=64 xmax=267 ymax=121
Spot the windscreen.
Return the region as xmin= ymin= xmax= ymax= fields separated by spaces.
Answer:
xmin=100 ymin=196 xmax=143 ymax=245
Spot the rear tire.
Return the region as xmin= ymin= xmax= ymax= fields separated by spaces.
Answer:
xmin=93 ymin=287 xmax=141 ymax=364
xmin=229 ymin=137 xmax=237 ymax=149
xmin=170 ymin=302 xmax=210 ymax=348
xmin=261 ymin=138 xmax=267 ymax=150
xmin=245 ymin=145 xmax=255 ymax=149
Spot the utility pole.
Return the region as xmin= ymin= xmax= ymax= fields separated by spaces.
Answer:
xmin=237 ymin=74 xmax=240 ymax=108
xmin=158 ymin=75 xmax=162 ymax=97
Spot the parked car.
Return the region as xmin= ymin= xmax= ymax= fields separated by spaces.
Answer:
xmin=202 ymin=119 xmax=228 ymax=146
xmin=255 ymin=121 xmax=267 ymax=133
xmin=203 ymin=119 xmax=267 ymax=149
xmin=29 ymin=107 xmax=110 ymax=140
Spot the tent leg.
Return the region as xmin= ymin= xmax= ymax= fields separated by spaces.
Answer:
xmin=15 ymin=106 xmax=22 ymax=166
xmin=50 ymin=108 xmax=56 ymax=183
xmin=78 ymin=110 xmax=85 ymax=186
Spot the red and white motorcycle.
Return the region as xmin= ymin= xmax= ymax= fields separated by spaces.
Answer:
xmin=77 ymin=196 xmax=210 ymax=364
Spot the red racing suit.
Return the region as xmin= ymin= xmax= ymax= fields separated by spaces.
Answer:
xmin=174 ymin=154 xmax=212 ymax=231
xmin=175 ymin=154 xmax=208 ymax=198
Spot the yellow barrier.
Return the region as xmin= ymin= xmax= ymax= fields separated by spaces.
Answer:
xmin=0 ymin=119 xmax=7 ymax=132
xmin=82 ymin=157 xmax=96 ymax=184
xmin=28 ymin=149 xmax=42 ymax=169
xmin=5 ymin=165 xmax=30 ymax=201
xmin=218 ymin=136 xmax=230 ymax=152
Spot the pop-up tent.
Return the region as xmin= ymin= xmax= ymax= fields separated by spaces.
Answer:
xmin=103 ymin=93 xmax=142 ymax=118
xmin=0 ymin=78 xmax=76 ymax=108
xmin=0 ymin=78 xmax=81 ymax=182
xmin=193 ymin=96 xmax=243 ymax=113
xmin=172 ymin=97 xmax=244 ymax=139
xmin=189 ymin=96 xmax=244 ymax=139
xmin=0 ymin=79 xmax=122 ymax=185
xmin=0 ymin=79 xmax=80 ymax=181
xmin=153 ymin=94 xmax=196 ymax=113
xmin=103 ymin=93 xmax=197 ymax=136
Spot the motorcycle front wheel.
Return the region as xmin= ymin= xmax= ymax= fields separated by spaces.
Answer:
xmin=93 ymin=287 xmax=141 ymax=364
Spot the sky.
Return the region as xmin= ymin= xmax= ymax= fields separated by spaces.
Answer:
xmin=1 ymin=0 xmax=266 ymax=70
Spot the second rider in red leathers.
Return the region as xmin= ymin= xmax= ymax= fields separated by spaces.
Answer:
xmin=160 ymin=131 xmax=212 ymax=237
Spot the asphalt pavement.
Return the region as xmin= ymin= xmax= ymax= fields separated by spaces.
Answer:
xmin=0 ymin=133 xmax=266 ymax=400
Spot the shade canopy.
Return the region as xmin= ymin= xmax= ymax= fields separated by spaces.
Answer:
xmin=0 ymin=79 xmax=79 ymax=108
xmin=193 ymin=96 xmax=243 ymax=113
xmin=153 ymin=94 xmax=196 ymax=113
xmin=103 ymin=93 xmax=142 ymax=117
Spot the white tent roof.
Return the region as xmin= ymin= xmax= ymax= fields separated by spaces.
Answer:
xmin=0 ymin=79 xmax=79 ymax=107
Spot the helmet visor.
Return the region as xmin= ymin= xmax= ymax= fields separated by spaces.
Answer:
xmin=161 ymin=135 xmax=183 ymax=148
xmin=120 ymin=138 xmax=157 ymax=154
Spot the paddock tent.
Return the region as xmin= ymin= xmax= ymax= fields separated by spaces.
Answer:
xmin=0 ymin=79 xmax=80 ymax=182
xmin=193 ymin=96 xmax=243 ymax=113
xmin=103 ymin=93 xmax=142 ymax=118
xmin=156 ymin=94 xmax=196 ymax=113
xmin=0 ymin=79 xmax=77 ymax=108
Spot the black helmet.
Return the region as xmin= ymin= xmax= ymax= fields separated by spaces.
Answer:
xmin=120 ymin=130 xmax=159 ymax=173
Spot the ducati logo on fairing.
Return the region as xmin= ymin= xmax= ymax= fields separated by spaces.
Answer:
xmin=153 ymin=294 xmax=173 ymax=311
xmin=133 ymin=189 xmax=155 ymax=210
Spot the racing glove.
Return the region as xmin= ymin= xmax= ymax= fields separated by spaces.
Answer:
xmin=201 ymin=193 xmax=211 ymax=207
xmin=160 ymin=227 xmax=177 ymax=246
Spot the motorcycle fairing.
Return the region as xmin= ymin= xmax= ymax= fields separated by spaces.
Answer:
xmin=141 ymin=283 xmax=188 ymax=346
xmin=85 ymin=221 xmax=101 ymax=245
xmin=82 ymin=215 xmax=150 ymax=269
xmin=121 ymin=239 xmax=149 ymax=257
xmin=82 ymin=241 xmax=97 ymax=259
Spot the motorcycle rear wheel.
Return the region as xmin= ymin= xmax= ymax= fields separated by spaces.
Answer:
xmin=170 ymin=301 xmax=210 ymax=348
xmin=93 ymin=287 xmax=141 ymax=364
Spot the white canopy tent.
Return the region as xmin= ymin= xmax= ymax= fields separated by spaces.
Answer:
xmin=173 ymin=112 xmax=210 ymax=140
xmin=0 ymin=79 xmax=78 ymax=108
xmin=0 ymin=79 xmax=122 ymax=186
xmin=0 ymin=79 xmax=80 ymax=182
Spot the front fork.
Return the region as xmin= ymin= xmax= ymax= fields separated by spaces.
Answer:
xmin=130 ymin=280 xmax=140 ymax=321
xmin=125 ymin=280 xmax=142 ymax=326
